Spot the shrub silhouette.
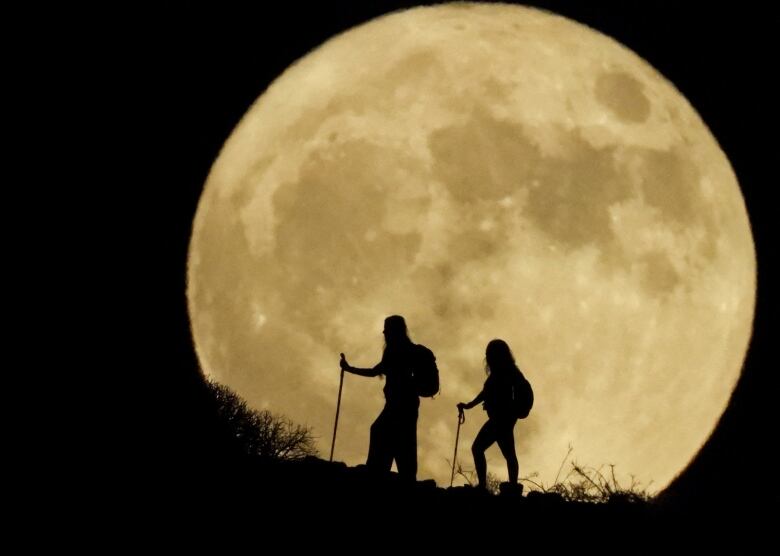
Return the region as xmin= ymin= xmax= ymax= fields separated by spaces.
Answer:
xmin=206 ymin=380 xmax=317 ymax=461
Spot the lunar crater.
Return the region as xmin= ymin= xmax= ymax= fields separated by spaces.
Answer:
xmin=595 ymin=70 xmax=652 ymax=123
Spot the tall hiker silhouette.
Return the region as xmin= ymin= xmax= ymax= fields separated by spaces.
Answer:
xmin=457 ymin=339 xmax=529 ymax=492
xmin=340 ymin=315 xmax=436 ymax=482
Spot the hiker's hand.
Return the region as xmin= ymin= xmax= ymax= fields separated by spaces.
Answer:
xmin=457 ymin=402 xmax=466 ymax=412
xmin=339 ymin=353 xmax=350 ymax=371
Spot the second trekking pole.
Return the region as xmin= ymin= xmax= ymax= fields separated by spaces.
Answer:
xmin=330 ymin=355 xmax=346 ymax=462
xmin=450 ymin=408 xmax=466 ymax=487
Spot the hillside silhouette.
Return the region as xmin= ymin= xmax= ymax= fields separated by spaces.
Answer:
xmin=157 ymin=377 xmax=658 ymax=526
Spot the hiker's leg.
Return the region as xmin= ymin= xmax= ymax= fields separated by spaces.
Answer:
xmin=472 ymin=420 xmax=497 ymax=488
xmin=367 ymin=405 xmax=393 ymax=472
xmin=496 ymin=419 xmax=519 ymax=484
xmin=394 ymin=403 xmax=418 ymax=482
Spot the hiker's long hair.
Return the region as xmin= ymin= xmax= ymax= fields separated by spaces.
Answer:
xmin=383 ymin=315 xmax=413 ymax=354
xmin=376 ymin=315 xmax=413 ymax=379
xmin=485 ymin=339 xmax=521 ymax=378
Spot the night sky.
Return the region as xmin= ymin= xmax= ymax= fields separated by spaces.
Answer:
xmin=130 ymin=1 xmax=774 ymax=514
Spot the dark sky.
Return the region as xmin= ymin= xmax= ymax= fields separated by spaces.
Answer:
xmin=132 ymin=1 xmax=774 ymax=512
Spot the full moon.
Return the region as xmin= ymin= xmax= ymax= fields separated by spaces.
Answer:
xmin=187 ymin=3 xmax=755 ymax=491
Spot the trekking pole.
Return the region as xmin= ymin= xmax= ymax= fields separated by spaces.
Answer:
xmin=329 ymin=355 xmax=346 ymax=462
xmin=450 ymin=408 xmax=466 ymax=487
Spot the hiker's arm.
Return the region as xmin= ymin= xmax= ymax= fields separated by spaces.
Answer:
xmin=340 ymin=353 xmax=382 ymax=377
xmin=458 ymin=390 xmax=485 ymax=411
xmin=345 ymin=365 xmax=382 ymax=377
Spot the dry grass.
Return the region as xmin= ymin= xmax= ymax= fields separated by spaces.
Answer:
xmin=449 ymin=444 xmax=653 ymax=503
xmin=520 ymin=445 xmax=654 ymax=503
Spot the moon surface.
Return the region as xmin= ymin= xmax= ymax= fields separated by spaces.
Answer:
xmin=187 ymin=3 xmax=755 ymax=491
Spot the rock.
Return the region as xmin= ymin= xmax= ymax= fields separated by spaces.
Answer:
xmin=526 ymin=490 xmax=564 ymax=505
xmin=499 ymin=482 xmax=524 ymax=497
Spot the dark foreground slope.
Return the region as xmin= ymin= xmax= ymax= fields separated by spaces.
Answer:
xmin=139 ymin=454 xmax=774 ymax=551
xmin=135 ymin=371 xmax=771 ymax=546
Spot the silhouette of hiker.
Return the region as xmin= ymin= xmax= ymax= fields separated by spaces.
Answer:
xmin=340 ymin=315 xmax=431 ymax=482
xmin=457 ymin=339 xmax=524 ymax=492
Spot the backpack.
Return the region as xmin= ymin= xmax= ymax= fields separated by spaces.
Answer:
xmin=412 ymin=345 xmax=439 ymax=398
xmin=512 ymin=373 xmax=534 ymax=419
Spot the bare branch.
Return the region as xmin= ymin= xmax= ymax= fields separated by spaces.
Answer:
xmin=206 ymin=380 xmax=318 ymax=461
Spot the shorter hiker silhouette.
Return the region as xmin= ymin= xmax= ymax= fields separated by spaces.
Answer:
xmin=340 ymin=315 xmax=435 ymax=482
xmin=457 ymin=339 xmax=526 ymax=492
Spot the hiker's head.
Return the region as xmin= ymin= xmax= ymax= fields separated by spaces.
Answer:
xmin=485 ymin=338 xmax=517 ymax=375
xmin=383 ymin=315 xmax=410 ymax=346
